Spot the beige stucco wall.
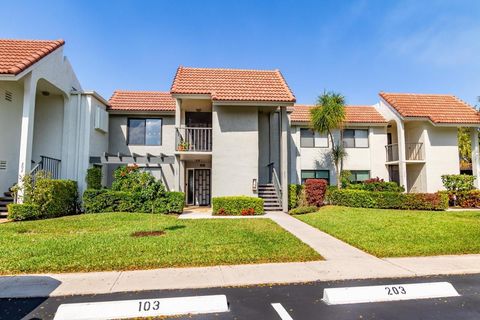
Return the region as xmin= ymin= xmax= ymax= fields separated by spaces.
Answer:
xmin=290 ymin=124 xmax=388 ymax=185
xmin=211 ymin=105 xmax=258 ymax=197
xmin=424 ymin=124 xmax=460 ymax=192
xmin=107 ymin=114 xmax=176 ymax=189
xmin=0 ymin=81 xmax=23 ymax=193
xmin=32 ymin=94 xmax=64 ymax=163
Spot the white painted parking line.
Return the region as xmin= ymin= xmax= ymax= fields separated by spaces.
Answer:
xmin=323 ymin=281 xmax=460 ymax=305
xmin=271 ymin=303 xmax=294 ymax=320
xmin=53 ymin=294 xmax=229 ymax=320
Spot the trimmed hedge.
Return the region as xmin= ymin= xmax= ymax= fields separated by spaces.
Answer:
xmin=456 ymin=190 xmax=480 ymax=208
xmin=347 ymin=178 xmax=404 ymax=193
xmin=33 ymin=179 xmax=78 ymax=218
xmin=212 ymin=196 xmax=264 ymax=215
xmin=7 ymin=204 xmax=41 ymax=221
xmin=326 ymin=189 xmax=448 ymax=211
xmin=83 ymin=189 xmax=185 ymax=214
xmin=86 ymin=166 xmax=102 ymax=190
xmin=288 ymin=206 xmax=318 ymax=215
xmin=305 ymin=179 xmax=328 ymax=207
xmin=288 ymin=184 xmax=302 ymax=210
xmin=150 ymin=192 xmax=185 ymax=214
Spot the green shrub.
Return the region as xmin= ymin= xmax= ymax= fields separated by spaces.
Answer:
xmin=86 ymin=166 xmax=102 ymax=190
xmin=457 ymin=190 xmax=480 ymax=208
xmin=326 ymin=189 xmax=448 ymax=211
xmin=288 ymin=184 xmax=302 ymax=210
xmin=289 ymin=206 xmax=318 ymax=215
xmin=212 ymin=196 xmax=264 ymax=215
xmin=33 ymin=179 xmax=78 ymax=218
xmin=112 ymin=165 xmax=166 ymax=196
xmin=83 ymin=189 xmax=136 ymax=213
xmin=347 ymin=178 xmax=404 ymax=192
xmin=441 ymin=174 xmax=476 ymax=193
xmin=83 ymin=189 xmax=185 ymax=214
xmin=150 ymin=192 xmax=185 ymax=214
xmin=7 ymin=204 xmax=41 ymax=221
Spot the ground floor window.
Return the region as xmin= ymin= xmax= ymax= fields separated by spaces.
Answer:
xmin=301 ymin=170 xmax=330 ymax=184
xmin=349 ymin=170 xmax=370 ymax=183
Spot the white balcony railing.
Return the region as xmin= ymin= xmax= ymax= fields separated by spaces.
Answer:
xmin=385 ymin=143 xmax=424 ymax=162
xmin=175 ymin=127 xmax=212 ymax=152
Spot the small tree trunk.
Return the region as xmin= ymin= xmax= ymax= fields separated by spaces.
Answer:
xmin=335 ymin=163 xmax=341 ymax=189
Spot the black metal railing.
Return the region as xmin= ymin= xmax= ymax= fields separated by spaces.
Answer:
xmin=31 ymin=156 xmax=61 ymax=179
xmin=175 ymin=127 xmax=212 ymax=152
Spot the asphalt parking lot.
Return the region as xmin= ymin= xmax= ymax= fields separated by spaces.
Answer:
xmin=2 ymin=274 xmax=480 ymax=320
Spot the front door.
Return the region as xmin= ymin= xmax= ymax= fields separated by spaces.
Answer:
xmin=186 ymin=168 xmax=211 ymax=206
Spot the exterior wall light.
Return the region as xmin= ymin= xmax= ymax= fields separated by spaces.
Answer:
xmin=252 ymin=178 xmax=258 ymax=193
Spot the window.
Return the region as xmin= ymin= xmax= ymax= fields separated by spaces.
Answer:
xmin=343 ymin=129 xmax=369 ymax=148
xmin=300 ymin=128 xmax=328 ymax=148
xmin=301 ymin=170 xmax=330 ymax=184
xmin=349 ymin=170 xmax=370 ymax=183
xmin=127 ymin=118 xmax=162 ymax=145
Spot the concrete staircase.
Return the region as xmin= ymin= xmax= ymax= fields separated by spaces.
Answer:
xmin=0 ymin=189 xmax=13 ymax=217
xmin=258 ymin=184 xmax=282 ymax=212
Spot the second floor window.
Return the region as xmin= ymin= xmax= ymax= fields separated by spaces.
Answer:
xmin=128 ymin=118 xmax=162 ymax=145
xmin=343 ymin=129 xmax=369 ymax=148
xmin=300 ymin=128 xmax=328 ymax=148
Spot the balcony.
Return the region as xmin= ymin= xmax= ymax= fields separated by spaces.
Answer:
xmin=175 ymin=127 xmax=212 ymax=152
xmin=385 ymin=143 xmax=424 ymax=162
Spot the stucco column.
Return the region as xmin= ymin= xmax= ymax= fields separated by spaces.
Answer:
xmin=471 ymin=128 xmax=480 ymax=188
xmin=396 ymin=120 xmax=408 ymax=191
xmin=280 ymin=106 xmax=289 ymax=212
xmin=17 ymin=74 xmax=37 ymax=185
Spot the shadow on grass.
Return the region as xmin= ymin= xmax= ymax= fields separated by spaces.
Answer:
xmin=165 ymin=225 xmax=186 ymax=231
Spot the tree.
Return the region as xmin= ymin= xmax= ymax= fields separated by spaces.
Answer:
xmin=310 ymin=91 xmax=347 ymax=188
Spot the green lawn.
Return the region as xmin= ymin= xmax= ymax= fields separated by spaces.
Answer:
xmin=296 ymin=206 xmax=480 ymax=257
xmin=0 ymin=213 xmax=321 ymax=274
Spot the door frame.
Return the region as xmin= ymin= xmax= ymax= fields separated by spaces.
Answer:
xmin=185 ymin=168 xmax=211 ymax=206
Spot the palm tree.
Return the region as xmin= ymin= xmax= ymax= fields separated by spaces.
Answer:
xmin=310 ymin=91 xmax=347 ymax=188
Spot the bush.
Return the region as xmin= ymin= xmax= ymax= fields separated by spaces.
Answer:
xmin=212 ymin=196 xmax=264 ymax=215
xmin=83 ymin=189 xmax=185 ymax=214
xmin=456 ymin=190 xmax=480 ymax=208
xmin=347 ymin=177 xmax=404 ymax=192
xmin=86 ymin=166 xmax=102 ymax=190
xmin=112 ymin=165 xmax=166 ymax=197
xmin=304 ymin=179 xmax=328 ymax=207
xmin=326 ymin=189 xmax=448 ymax=211
xmin=33 ymin=179 xmax=78 ymax=218
xmin=7 ymin=204 xmax=41 ymax=221
xmin=441 ymin=174 xmax=476 ymax=193
xmin=150 ymin=192 xmax=185 ymax=214
xmin=83 ymin=189 xmax=136 ymax=213
xmin=288 ymin=184 xmax=302 ymax=210
xmin=288 ymin=206 xmax=318 ymax=215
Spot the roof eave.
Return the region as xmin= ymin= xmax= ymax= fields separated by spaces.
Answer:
xmin=213 ymin=100 xmax=295 ymax=107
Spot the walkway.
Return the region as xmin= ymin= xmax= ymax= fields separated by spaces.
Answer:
xmin=1 ymin=210 xmax=480 ymax=298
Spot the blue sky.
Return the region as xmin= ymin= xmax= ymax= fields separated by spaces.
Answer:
xmin=2 ymin=0 xmax=479 ymax=106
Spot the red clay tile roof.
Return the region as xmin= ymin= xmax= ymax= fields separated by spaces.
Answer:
xmin=108 ymin=91 xmax=176 ymax=112
xmin=170 ymin=66 xmax=296 ymax=102
xmin=380 ymin=92 xmax=480 ymax=124
xmin=0 ymin=39 xmax=65 ymax=75
xmin=290 ymin=104 xmax=387 ymax=124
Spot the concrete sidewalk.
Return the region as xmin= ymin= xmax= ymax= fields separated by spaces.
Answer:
xmin=2 ymin=255 xmax=480 ymax=298
xmin=1 ymin=211 xmax=480 ymax=298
